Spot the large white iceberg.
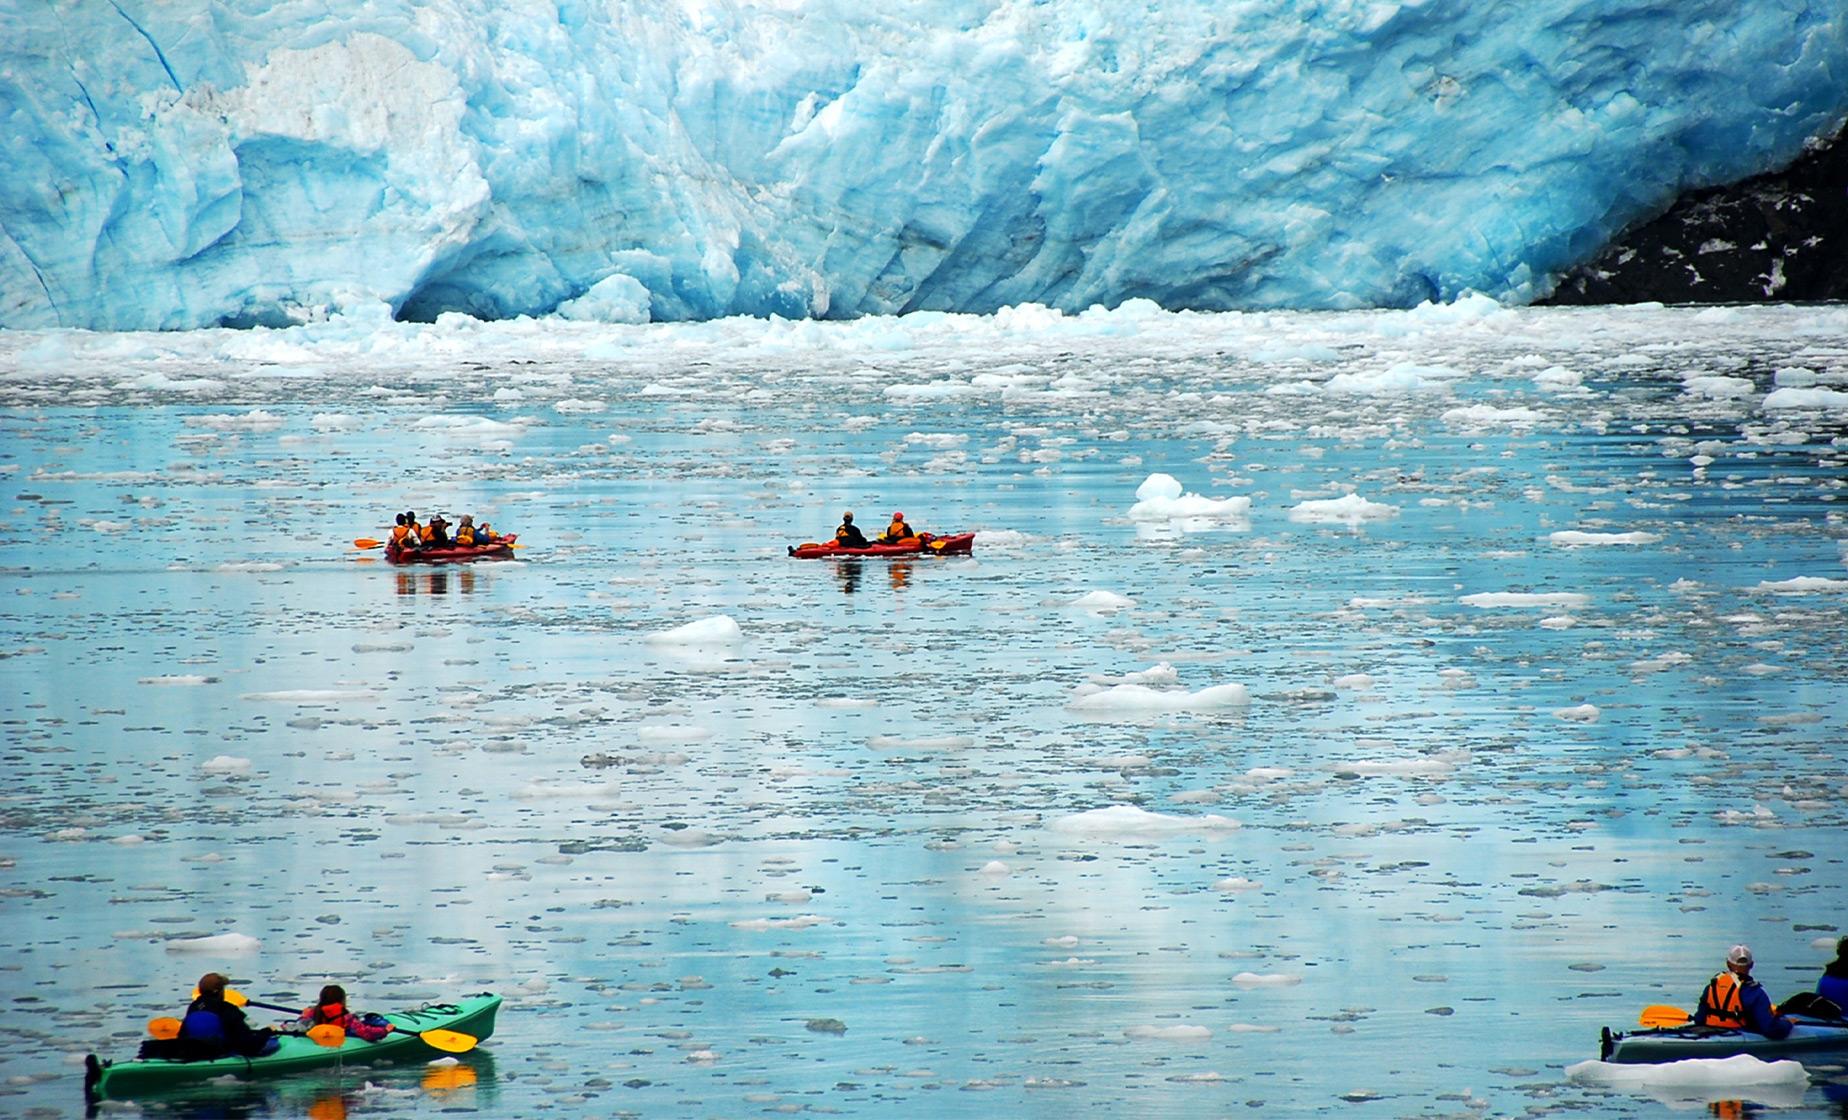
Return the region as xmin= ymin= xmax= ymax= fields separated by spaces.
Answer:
xmin=3 ymin=2 xmax=1845 ymax=329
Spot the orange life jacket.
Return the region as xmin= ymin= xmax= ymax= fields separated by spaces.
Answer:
xmin=390 ymin=525 xmax=412 ymax=544
xmin=418 ymin=523 xmax=436 ymax=543
xmin=454 ymin=526 xmax=475 ymax=546
xmin=885 ymin=520 xmax=913 ymax=541
xmin=1698 ymin=971 xmax=1745 ymax=1028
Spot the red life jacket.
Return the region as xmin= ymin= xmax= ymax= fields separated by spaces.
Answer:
xmin=1698 ymin=971 xmax=1745 ymax=1028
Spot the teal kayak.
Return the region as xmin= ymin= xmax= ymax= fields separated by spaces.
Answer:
xmin=1601 ymin=1019 xmax=1848 ymax=1063
xmin=86 ymin=993 xmax=500 ymax=1100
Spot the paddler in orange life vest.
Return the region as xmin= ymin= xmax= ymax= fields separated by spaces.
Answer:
xmin=1696 ymin=944 xmax=1793 ymax=1039
xmin=875 ymin=511 xmax=916 ymax=545
xmin=834 ymin=511 xmax=869 ymax=549
xmin=389 ymin=513 xmax=419 ymax=550
xmin=294 ymin=984 xmax=390 ymax=1042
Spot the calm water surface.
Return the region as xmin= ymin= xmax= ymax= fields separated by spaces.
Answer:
xmin=1 ymin=301 xmax=1845 ymax=1118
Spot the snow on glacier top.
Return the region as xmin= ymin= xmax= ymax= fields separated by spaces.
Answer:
xmin=1 ymin=0 xmax=1844 ymax=330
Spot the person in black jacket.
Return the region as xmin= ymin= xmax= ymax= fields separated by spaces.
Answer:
xmin=174 ymin=972 xmax=276 ymax=1059
xmin=834 ymin=512 xmax=869 ymax=549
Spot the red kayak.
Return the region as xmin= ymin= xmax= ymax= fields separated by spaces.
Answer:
xmin=387 ymin=534 xmax=517 ymax=565
xmin=788 ymin=532 xmax=974 ymax=560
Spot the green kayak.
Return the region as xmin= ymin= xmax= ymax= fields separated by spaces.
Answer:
xmin=85 ymin=992 xmax=500 ymax=1100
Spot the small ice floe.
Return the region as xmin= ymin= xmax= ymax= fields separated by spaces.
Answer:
xmin=730 ymin=915 xmax=831 ymax=931
xmin=1331 ymin=672 xmax=1374 ymax=691
xmin=139 ymin=674 xmax=217 ymax=686
xmin=1128 ymin=473 xmax=1251 ymax=524
xmin=187 ymin=409 xmax=284 ymax=432
xmin=166 ymin=932 xmax=261 ymax=954
xmin=1717 ymin=804 xmax=1776 ymax=825
xmin=1067 ymin=682 xmax=1249 ymax=715
xmin=1048 ymin=805 xmax=1240 ymax=836
xmin=1325 ymin=362 xmax=1462 ymax=395
xmin=1125 ymin=1024 xmax=1212 ymax=1041
xmin=309 ymin=413 xmax=360 ymax=431
xmin=1549 ymin=530 xmax=1662 ymax=546
xmin=974 ymin=528 xmax=1028 ymax=548
xmin=241 ymin=689 xmax=379 ymax=703
xmin=1753 ymin=576 xmax=1848 ymax=594
xmin=647 ymin=615 xmax=744 ymax=645
xmin=1287 ymin=493 xmax=1399 ymax=526
xmin=1091 ymin=663 xmax=1180 ymax=687
xmin=1459 ymin=591 xmax=1590 ymax=609
xmin=1441 ymin=403 xmax=1548 ymax=428
xmin=816 ymin=697 xmax=879 ymax=709
xmin=1762 ymin=386 xmax=1848 ymax=410
xmin=1565 ymin=1054 xmax=1808 ymax=1107
xmin=977 ymin=860 xmax=1010 ymax=876
xmin=200 ymin=756 xmax=251 ymax=775
xmin=1231 ymin=972 xmax=1303 ymax=987
xmin=1069 ymin=589 xmax=1135 ymax=613
xmin=636 ymin=725 xmax=713 ymax=743
xmin=1213 ymin=877 xmax=1262 ymax=892
xmin=1332 ymin=752 xmax=1463 ymax=778
xmin=1553 ymin=704 xmax=1601 ymax=723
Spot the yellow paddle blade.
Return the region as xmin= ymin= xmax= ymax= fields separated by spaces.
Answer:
xmin=354 ymin=538 xmax=383 ymax=549
xmin=396 ymin=1026 xmax=476 ymax=1053
xmin=306 ymin=1024 xmax=346 ymax=1048
xmin=193 ymin=985 xmax=250 ymax=1007
xmin=147 ymin=1017 xmax=182 ymax=1040
xmin=1639 ymin=1004 xmax=1692 ymax=1028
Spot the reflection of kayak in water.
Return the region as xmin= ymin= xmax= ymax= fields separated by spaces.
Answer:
xmin=387 ymin=534 xmax=517 ymax=565
xmin=86 ymin=994 xmax=501 ymax=1100
xmin=1600 ymin=1019 xmax=1848 ymax=1063
xmin=788 ymin=532 xmax=974 ymax=559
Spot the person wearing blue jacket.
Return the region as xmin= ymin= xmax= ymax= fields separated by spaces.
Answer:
xmin=1697 ymin=945 xmax=1793 ymax=1039
xmin=1819 ymin=936 xmax=1848 ymax=1009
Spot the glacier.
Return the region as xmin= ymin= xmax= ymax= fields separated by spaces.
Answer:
xmin=2 ymin=0 xmax=1845 ymax=331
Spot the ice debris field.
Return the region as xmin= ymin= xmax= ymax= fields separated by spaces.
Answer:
xmin=0 ymin=297 xmax=1846 ymax=1116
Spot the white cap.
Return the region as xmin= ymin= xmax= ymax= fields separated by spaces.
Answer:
xmin=1727 ymin=944 xmax=1754 ymax=967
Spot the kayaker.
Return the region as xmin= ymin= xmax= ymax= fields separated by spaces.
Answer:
xmin=1696 ymin=945 xmax=1793 ymax=1039
xmin=477 ymin=520 xmax=500 ymax=544
xmin=176 ymin=972 xmax=278 ymax=1058
xmin=875 ymin=511 xmax=916 ymax=544
xmin=424 ymin=515 xmax=452 ymax=547
xmin=835 ymin=512 xmax=869 ymax=548
xmin=389 ymin=514 xmax=419 ymax=550
xmin=295 ymin=984 xmax=390 ymax=1042
xmin=453 ymin=515 xmax=477 ymax=547
xmin=1817 ymin=936 xmax=1848 ymax=1010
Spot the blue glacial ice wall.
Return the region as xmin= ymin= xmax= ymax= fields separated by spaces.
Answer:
xmin=2 ymin=1 xmax=1845 ymax=330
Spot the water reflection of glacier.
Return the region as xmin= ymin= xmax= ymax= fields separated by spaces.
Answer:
xmin=1 ymin=299 xmax=1845 ymax=1117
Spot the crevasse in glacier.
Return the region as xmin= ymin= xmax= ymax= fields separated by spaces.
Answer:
xmin=2 ymin=0 xmax=1845 ymax=330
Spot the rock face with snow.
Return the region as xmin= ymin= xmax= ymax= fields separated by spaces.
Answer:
xmin=3 ymin=1 xmax=1845 ymax=330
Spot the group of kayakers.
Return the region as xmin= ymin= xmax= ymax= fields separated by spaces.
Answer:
xmin=389 ymin=510 xmax=503 ymax=551
xmin=1694 ymin=938 xmax=1848 ymax=1039
xmin=833 ymin=510 xmax=920 ymax=549
xmin=139 ymin=972 xmax=390 ymax=1061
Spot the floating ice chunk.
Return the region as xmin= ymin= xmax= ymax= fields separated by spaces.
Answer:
xmin=1549 ymin=530 xmax=1662 ymax=546
xmin=242 ymin=689 xmax=379 ymax=703
xmin=1325 ymin=362 xmax=1462 ymax=395
xmin=1129 ymin=473 xmax=1251 ymax=523
xmin=1213 ymin=877 xmax=1263 ymax=892
xmin=555 ymin=273 xmax=652 ymax=323
xmin=1070 ymin=590 xmax=1135 ymax=612
xmin=310 ymin=413 xmax=360 ymax=431
xmin=817 ymin=697 xmax=879 ymax=709
xmin=554 ymin=398 xmax=607 ymax=413
xmin=904 ymin=432 xmax=969 ymax=448
xmin=1287 ymin=493 xmax=1399 ymax=525
xmin=166 ymin=932 xmax=261 ymax=954
xmin=1717 ymin=804 xmax=1776 ymax=825
xmin=730 ymin=914 xmax=831 ymax=931
xmin=978 ymin=860 xmax=1011 ymax=876
xmin=200 ymin=755 xmax=251 ymax=775
xmin=1553 ymin=704 xmax=1601 ymax=723
xmin=1333 ymin=753 xmax=1463 ymax=777
xmin=1565 ymin=1054 xmax=1809 ymax=1092
xmin=1459 ymin=591 xmax=1591 ymax=609
xmin=1331 ymin=673 xmax=1375 ymax=691
xmin=1125 ymin=1024 xmax=1211 ymax=1041
xmin=1533 ymin=365 xmax=1584 ymax=391
xmin=1068 ymin=682 xmax=1250 ymax=714
xmin=974 ymin=528 xmax=1028 ymax=547
xmin=1226 ymin=1023 xmax=1281 ymax=1033
xmin=636 ymin=725 xmax=713 ymax=743
xmin=1762 ymin=386 xmax=1848 ymax=410
xmin=140 ymin=674 xmax=218 ymax=686
xmin=1049 ymin=805 xmax=1241 ymax=836
xmin=188 ymin=410 xmax=285 ymax=432
xmin=1442 ymin=403 xmax=1548 ymax=427
xmin=1683 ymin=375 xmax=1756 ymax=399
xmin=1753 ymin=576 xmax=1848 ymax=593
xmin=1093 ymin=663 xmax=1180 ymax=687
xmin=1231 ymin=972 xmax=1303 ymax=987
xmin=647 ymin=615 xmax=744 ymax=645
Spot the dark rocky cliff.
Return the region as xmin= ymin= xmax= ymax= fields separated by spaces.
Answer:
xmin=1545 ymin=125 xmax=1848 ymax=305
